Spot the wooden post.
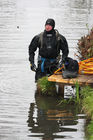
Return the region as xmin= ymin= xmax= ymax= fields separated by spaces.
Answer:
xmin=57 ymin=83 xmax=64 ymax=98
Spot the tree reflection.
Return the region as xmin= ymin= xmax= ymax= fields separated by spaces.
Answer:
xmin=70 ymin=0 xmax=91 ymax=8
xmin=27 ymin=92 xmax=79 ymax=140
xmin=70 ymin=0 xmax=91 ymax=13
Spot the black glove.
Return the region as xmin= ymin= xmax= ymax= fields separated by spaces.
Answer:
xmin=30 ymin=63 xmax=36 ymax=72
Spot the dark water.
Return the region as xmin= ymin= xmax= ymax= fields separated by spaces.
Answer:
xmin=27 ymin=94 xmax=86 ymax=140
xmin=0 ymin=0 xmax=93 ymax=139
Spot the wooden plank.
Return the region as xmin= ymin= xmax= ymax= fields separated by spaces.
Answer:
xmin=87 ymin=76 xmax=93 ymax=84
xmin=48 ymin=73 xmax=93 ymax=85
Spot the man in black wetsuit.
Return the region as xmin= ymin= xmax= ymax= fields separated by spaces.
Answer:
xmin=28 ymin=18 xmax=69 ymax=81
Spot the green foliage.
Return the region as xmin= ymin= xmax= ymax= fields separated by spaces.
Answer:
xmin=80 ymin=86 xmax=93 ymax=120
xmin=86 ymin=121 xmax=93 ymax=140
xmin=80 ymin=86 xmax=93 ymax=140
xmin=57 ymin=98 xmax=73 ymax=106
xmin=88 ymin=121 xmax=93 ymax=134
xmin=75 ymin=81 xmax=80 ymax=104
xmin=37 ymin=76 xmax=56 ymax=96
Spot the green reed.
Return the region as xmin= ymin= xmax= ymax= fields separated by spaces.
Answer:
xmin=37 ymin=76 xmax=56 ymax=96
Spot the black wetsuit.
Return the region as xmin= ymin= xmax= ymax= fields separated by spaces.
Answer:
xmin=29 ymin=29 xmax=69 ymax=81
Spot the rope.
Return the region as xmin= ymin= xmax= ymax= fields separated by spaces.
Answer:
xmin=79 ymin=58 xmax=93 ymax=74
xmin=54 ymin=65 xmax=64 ymax=74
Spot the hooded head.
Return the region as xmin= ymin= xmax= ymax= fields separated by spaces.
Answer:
xmin=45 ymin=18 xmax=55 ymax=28
xmin=45 ymin=18 xmax=55 ymax=31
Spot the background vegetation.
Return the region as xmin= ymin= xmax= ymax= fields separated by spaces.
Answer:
xmin=77 ymin=26 xmax=93 ymax=61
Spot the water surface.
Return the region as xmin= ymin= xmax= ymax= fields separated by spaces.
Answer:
xmin=0 ymin=0 xmax=93 ymax=139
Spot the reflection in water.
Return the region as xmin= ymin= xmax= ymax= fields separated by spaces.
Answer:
xmin=70 ymin=0 xmax=91 ymax=9
xmin=27 ymin=92 xmax=85 ymax=140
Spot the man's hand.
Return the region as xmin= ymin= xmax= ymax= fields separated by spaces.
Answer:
xmin=30 ymin=63 xmax=36 ymax=72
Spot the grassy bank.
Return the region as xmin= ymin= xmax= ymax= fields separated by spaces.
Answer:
xmin=80 ymin=86 xmax=93 ymax=120
xmin=76 ymin=26 xmax=93 ymax=139
xmin=80 ymin=86 xmax=93 ymax=140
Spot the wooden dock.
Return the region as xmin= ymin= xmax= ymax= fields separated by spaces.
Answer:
xmin=48 ymin=72 xmax=93 ymax=86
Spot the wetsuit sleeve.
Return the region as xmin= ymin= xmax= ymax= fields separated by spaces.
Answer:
xmin=28 ymin=35 xmax=39 ymax=64
xmin=60 ymin=35 xmax=69 ymax=58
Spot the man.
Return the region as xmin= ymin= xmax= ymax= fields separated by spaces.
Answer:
xmin=28 ymin=18 xmax=69 ymax=81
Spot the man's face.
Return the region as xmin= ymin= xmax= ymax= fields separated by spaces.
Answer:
xmin=45 ymin=24 xmax=53 ymax=31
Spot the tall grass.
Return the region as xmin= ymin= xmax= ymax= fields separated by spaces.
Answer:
xmin=80 ymin=86 xmax=93 ymax=120
xmin=75 ymin=81 xmax=80 ymax=104
xmin=80 ymin=86 xmax=93 ymax=140
xmin=37 ymin=76 xmax=56 ymax=96
xmin=85 ymin=120 xmax=93 ymax=140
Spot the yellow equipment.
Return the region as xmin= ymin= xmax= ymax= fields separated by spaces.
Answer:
xmin=54 ymin=58 xmax=93 ymax=75
xmin=79 ymin=58 xmax=93 ymax=74
xmin=54 ymin=66 xmax=64 ymax=74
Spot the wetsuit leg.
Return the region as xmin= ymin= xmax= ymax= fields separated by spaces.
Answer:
xmin=35 ymin=61 xmax=46 ymax=82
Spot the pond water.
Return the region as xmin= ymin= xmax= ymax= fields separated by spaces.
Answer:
xmin=0 ymin=0 xmax=93 ymax=140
